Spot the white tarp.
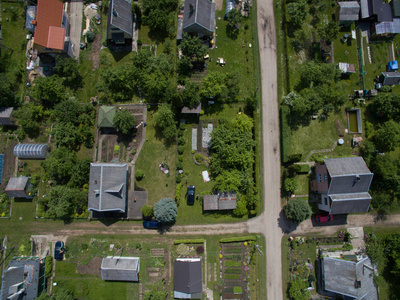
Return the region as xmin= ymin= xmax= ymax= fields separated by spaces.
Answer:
xmin=202 ymin=171 xmax=210 ymax=182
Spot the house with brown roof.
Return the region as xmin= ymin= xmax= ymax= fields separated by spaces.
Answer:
xmin=32 ymin=0 xmax=74 ymax=57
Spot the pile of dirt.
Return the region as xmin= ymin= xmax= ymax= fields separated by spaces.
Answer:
xmin=77 ymin=257 xmax=102 ymax=276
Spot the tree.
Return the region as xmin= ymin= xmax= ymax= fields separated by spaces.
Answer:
xmin=113 ymin=110 xmax=136 ymax=135
xmin=284 ymin=178 xmax=298 ymax=194
xmin=143 ymin=8 xmax=170 ymax=36
xmin=374 ymin=120 xmax=400 ymax=152
xmin=227 ymin=9 xmax=242 ymax=31
xmin=154 ymin=198 xmax=177 ymax=223
xmin=214 ymin=170 xmax=243 ymax=192
xmin=233 ymin=114 xmax=254 ymax=133
xmin=318 ymin=22 xmax=340 ymax=43
xmin=288 ymin=278 xmax=311 ymax=300
xmin=143 ymin=280 xmax=168 ymax=300
xmin=141 ymin=205 xmax=154 ymax=219
xmin=135 ymin=169 xmax=145 ymax=181
xmin=370 ymin=93 xmax=400 ymax=121
xmin=154 ymin=104 xmax=177 ymax=139
xmin=54 ymin=99 xmax=83 ymax=125
xmin=99 ymin=65 xmax=135 ymax=102
xmin=0 ymin=77 xmax=17 ymax=107
xmin=287 ymin=0 xmax=307 ymax=29
xmin=297 ymin=61 xmax=341 ymax=90
xmin=201 ymin=72 xmax=228 ymax=100
xmin=233 ymin=199 xmax=248 ymax=217
xmin=86 ymin=31 xmax=95 ymax=43
xmin=15 ymin=103 xmax=45 ymax=138
xmin=33 ymin=75 xmax=66 ymax=106
xmin=42 ymin=186 xmax=86 ymax=219
xmin=55 ymin=122 xmax=83 ymax=150
xmin=54 ymin=57 xmax=83 ymax=89
xmin=180 ymin=33 xmax=207 ymax=59
xmin=284 ymin=199 xmax=311 ymax=223
xmin=41 ymin=147 xmax=77 ymax=185
xmin=68 ymin=158 xmax=91 ymax=189
xmin=180 ymin=79 xmax=201 ymax=109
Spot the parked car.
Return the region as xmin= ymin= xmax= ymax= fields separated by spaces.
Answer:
xmin=187 ymin=185 xmax=195 ymax=205
xmin=54 ymin=241 xmax=64 ymax=260
xmin=315 ymin=214 xmax=334 ymax=223
xmin=143 ymin=220 xmax=161 ymax=229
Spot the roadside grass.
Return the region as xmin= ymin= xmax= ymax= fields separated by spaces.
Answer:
xmin=135 ymin=107 xmax=176 ymax=205
xmin=207 ymin=9 xmax=256 ymax=98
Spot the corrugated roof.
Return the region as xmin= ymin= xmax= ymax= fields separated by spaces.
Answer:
xmin=110 ymin=0 xmax=133 ymax=35
xmin=5 ymin=177 xmax=29 ymax=191
xmin=174 ymin=259 xmax=202 ymax=294
xmin=35 ymin=0 xmax=65 ymax=50
xmin=361 ymin=0 xmax=373 ymax=18
xmin=101 ymin=256 xmax=139 ymax=281
xmin=338 ymin=1 xmax=360 ymax=21
xmin=375 ymin=18 xmax=400 ymax=35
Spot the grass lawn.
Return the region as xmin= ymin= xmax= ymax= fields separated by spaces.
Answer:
xmin=138 ymin=25 xmax=153 ymax=45
xmin=207 ymin=8 xmax=256 ymax=99
xmin=294 ymin=174 xmax=309 ymax=196
xmin=135 ymin=107 xmax=176 ymax=205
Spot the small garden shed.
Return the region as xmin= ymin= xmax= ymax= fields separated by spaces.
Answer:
xmin=98 ymin=106 xmax=116 ymax=128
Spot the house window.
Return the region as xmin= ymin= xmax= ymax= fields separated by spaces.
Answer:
xmin=324 ymin=174 xmax=328 ymax=182
xmin=111 ymin=28 xmax=120 ymax=31
xmin=44 ymin=47 xmax=53 ymax=51
xmin=324 ymin=197 xmax=328 ymax=205
xmin=318 ymin=174 xmax=322 ymax=183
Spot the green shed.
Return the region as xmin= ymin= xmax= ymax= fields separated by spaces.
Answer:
xmin=98 ymin=106 xmax=116 ymax=128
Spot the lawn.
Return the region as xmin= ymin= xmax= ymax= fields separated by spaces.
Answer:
xmin=294 ymin=174 xmax=309 ymax=196
xmin=135 ymin=107 xmax=176 ymax=205
xmin=207 ymin=7 xmax=257 ymax=99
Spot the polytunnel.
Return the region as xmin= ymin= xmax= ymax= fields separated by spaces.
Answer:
xmin=13 ymin=144 xmax=48 ymax=159
xmin=225 ymin=0 xmax=236 ymax=19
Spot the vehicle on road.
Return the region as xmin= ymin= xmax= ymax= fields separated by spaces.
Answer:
xmin=143 ymin=220 xmax=161 ymax=229
xmin=315 ymin=214 xmax=334 ymax=223
xmin=54 ymin=241 xmax=64 ymax=260
xmin=187 ymin=185 xmax=195 ymax=205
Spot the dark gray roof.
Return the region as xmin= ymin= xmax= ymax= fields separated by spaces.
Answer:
xmin=393 ymin=0 xmax=400 ymax=17
xmin=361 ymin=0 xmax=373 ymax=18
xmin=110 ymin=0 xmax=133 ymax=35
xmin=330 ymin=193 xmax=372 ymax=214
xmin=183 ymin=0 xmax=216 ymax=34
xmin=338 ymin=2 xmax=360 ymax=21
xmin=381 ymin=71 xmax=400 ymax=85
xmin=101 ymin=256 xmax=140 ymax=281
xmin=1 ymin=258 xmax=41 ymax=300
xmin=5 ymin=177 xmax=29 ymax=191
xmin=0 ymin=107 xmax=13 ymax=118
xmin=323 ymin=257 xmax=378 ymax=299
xmin=328 ymin=173 xmax=373 ymax=194
xmin=174 ymin=259 xmax=203 ymax=295
xmin=325 ymin=157 xmax=372 ymax=177
xmin=181 ymin=103 xmax=202 ymax=114
xmin=88 ymin=163 xmax=128 ymax=213
xmin=373 ymin=0 xmax=393 ymax=22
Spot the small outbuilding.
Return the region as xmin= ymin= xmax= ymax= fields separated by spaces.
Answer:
xmin=338 ymin=62 xmax=356 ymax=74
xmin=5 ymin=176 xmax=33 ymax=199
xmin=174 ymin=258 xmax=203 ymax=299
xmin=203 ymin=191 xmax=237 ymax=211
xmin=181 ymin=103 xmax=202 ymax=115
xmin=336 ymin=1 xmax=360 ymax=25
xmin=0 ymin=107 xmax=15 ymax=126
xmin=101 ymin=256 xmax=140 ymax=281
xmin=14 ymin=144 xmax=47 ymax=159
xmin=98 ymin=106 xmax=116 ymax=128
xmin=380 ymin=71 xmax=400 ymax=85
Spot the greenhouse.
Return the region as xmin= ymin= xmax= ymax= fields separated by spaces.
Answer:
xmin=225 ymin=0 xmax=236 ymax=19
xmin=14 ymin=144 xmax=48 ymax=159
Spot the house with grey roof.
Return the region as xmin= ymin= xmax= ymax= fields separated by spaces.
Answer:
xmin=0 ymin=107 xmax=15 ymax=126
xmin=181 ymin=103 xmax=202 ymax=115
xmin=380 ymin=71 xmax=400 ymax=85
xmin=174 ymin=258 xmax=203 ymax=299
xmin=178 ymin=0 xmax=216 ymax=39
xmin=203 ymin=191 xmax=237 ymax=211
xmin=322 ymin=256 xmax=378 ymax=299
xmin=101 ymin=256 xmax=140 ymax=281
xmin=88 ymin=163 xmax=128 ymax=214
xmin=5 ymin=176 xmax=33 ymax=199
xmin=0 ymin=257 xmax=45 ymax=300
xmin=310 ymin=157 xmax=373 ymax=214
xmin=107 ymin=0 xmax=133 ymax=44
xmin=336 ymin=2 xmax=360 ymax=25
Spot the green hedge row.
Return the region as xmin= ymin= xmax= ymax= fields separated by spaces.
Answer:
xmin=219 ymin=236 xmax=257 ymax=243
xmin=174 ymin=239 xmax=204 ymax=245
xmin=280 ymin=106 xmax=291 ymax=163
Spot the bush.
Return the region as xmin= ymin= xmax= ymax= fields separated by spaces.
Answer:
xmin=179 ymin=123 xmax=186 ymax=130
xmin=288 ymin=153 xmax=302 ymax=163
xmin=177 ymin=145 xmax=184 ymax=155
xmin=284 ymin=199 xmax=311 ymax=223
xmin=141 ymin=205 xmax=154 ymax=219
xmin=176 ymin=175 xmax=182 ymax=183
xmin=174 ymin=239 xmax=204 ymax=245
xmin=176 ymin=161 xmax=183 ymax=170
xmin=86 ymin=31 xmax=95 ymax=43
xmin=308 ymin=274 xmax=316 ymax=282
xmin=131 ymin=148 xmax=137 ymax=155
xmin=178 ymin=136 xmax=186 ymax=145
xmin=175 ymin=182 xmax=183 ymax=202
xmin=195 ymin=153 xmax=202 ymax=163
xmin=219 ymin=236 xmax=257 ymax=243
xmin=45 ymin=255 xmax=52 ymax=278
xmin=284 ymin=177 xmax=298 ymax=194
xmin=135 ymin=169 xmax=144 ymax=181
xmin=154 ymin=198 xmax=177 ymax=223
xmin=280 ymin=106 xmax=291 ymax=163
xmin=177 ymin=130 xmax=184 ymax=137
xmin=196 ymin=246 xmax=204 ymax=254
xmin=178 ymin=155 xmax=184 ymax=162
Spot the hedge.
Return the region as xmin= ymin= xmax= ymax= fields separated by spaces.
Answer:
xmin=174 ymin=239 xmax=204 ymax=245
xmin=45 ymin=255 xmax=53 ymax=278
xmin=297 ymin=164 xmax=310 ymax=174
xmin=219 ymin=236 xmax=257 ymax=243
xmin=280 ymin=106 xmax=291 ymax=163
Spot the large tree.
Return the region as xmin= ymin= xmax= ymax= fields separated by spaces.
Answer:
xmin=287 ymin=0 xmax=307 ymax=29
xmin=201 ymin=72 xmax=228 ymax=100
xmin=42 ymin=186 xmax=86 ymax=219
xmin=41 ymin=147 xmax=77 ymax=185
xmin=154 ymin=104 xmax=177 ymax=139
xmin=55 ymin=122 xmax=83 ymax=150
xmin=33 ymin=75 xmax=66 ymax=106
xmin=180 ymin=33 xmax=207 ymax=59
xmin=15 ymin=103 xmax=45 ymax=138
xmin=54 ymin=57 xmax=83 ymax=90
xmin=68 ymin=158 xmax=91 ymax=189
xmin=374 ymin=120 xmax=400 ymax=152
xmin=98 ymin=65 xmax=135 ymax=102
xmin=318 ymin=22 xmax=340 ymax=43
xmin=180 ymin=79 xmax=201 ymax=109
xmin=54 ymin=99 xmax=94 ymax=125
xmin=154 ymin=198 xmax=177 ymax=223
xmin=284 ymin=199 xmax=311 ymax=223
xmin=113 ymin=110 xmax=136 ymax=135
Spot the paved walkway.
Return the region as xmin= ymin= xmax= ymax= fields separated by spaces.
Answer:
xmin=69 ymin=0 xmax=83 ymax=60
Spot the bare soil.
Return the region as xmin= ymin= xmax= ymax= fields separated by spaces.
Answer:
xmin=89 ymin=34 xmax=101 ymax=70
xmin=77 ymin=256 xmax=102 ymax=276
xmin=0 ymin=139 xmax=17 ymax=190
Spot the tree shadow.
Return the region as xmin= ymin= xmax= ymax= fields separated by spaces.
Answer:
xmin=278 ymin=209 xmax=299 ymax=234
xmin=225 ymin=25 xmax=239 ymax=40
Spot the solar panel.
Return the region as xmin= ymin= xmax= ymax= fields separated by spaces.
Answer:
xmin=0 ymin=154 xmax=4 ymax=184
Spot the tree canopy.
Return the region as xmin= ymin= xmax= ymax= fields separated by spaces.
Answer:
xmin=14 ymin=103 xmax=45 ymax=138
xmin=180 ymin=79 xmax=201 ymax=109
xmin=154 ymin=104 xmax=177 ymax=139
xmin=154 ymin=198 xmax=177 ymax=223
xmin=180 ymin=33 xmax=207 ymax=59
xmin=113 ymin=110 xmax=136 ymax=135
xmin=55 ymin=122 xmax=83 ymax=150
xmin=41 ymin=147 xmax=77 ymax=185
xmin=288 ymin=277 xmax=311 ymax=300
xmin=373 ymin=120 xmax=400 ymax=152
xmin=33 ymin=75 xmax=66 ymax=106
xmin=54 ymin=57 xmax=83 ymax=90
xmin=284 ymin=199 xmax=311 ymax=223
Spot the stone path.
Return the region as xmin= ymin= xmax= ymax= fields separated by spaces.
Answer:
xmin=192 ymin=128 xmax=197 ymax=151
xmin=304 ymin=140 xmax=338 ymax=161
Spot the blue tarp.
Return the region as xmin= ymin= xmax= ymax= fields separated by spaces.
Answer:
xmin=388 ymin=60 xmax=399 ymax=70
xmin=25 ymin=6 xmax=36 ymax=33
xmin=0 ymin=154 xmax=3 ymax=184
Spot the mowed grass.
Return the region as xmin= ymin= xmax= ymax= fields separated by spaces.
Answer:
xmin=294 ymin=174 xmax=309 ymax=196
xmin=135 ymin=108 xmax=176 ymax=205
xmin=207 ymin=9 xmax=256 ymax=98
xmin=363 ymin=38 xmax=390 ymax=90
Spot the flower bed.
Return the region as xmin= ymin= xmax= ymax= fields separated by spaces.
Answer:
xmin=0 ymin=193 xmax=11 ymax=217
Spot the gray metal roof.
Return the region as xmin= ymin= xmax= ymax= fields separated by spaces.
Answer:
xmin=375 ymin=18 xmax=400 ymax=35
xmin=393 ymin=0 xmax=400 ymax=17
xmin=5 ymin=177 xmax=29 ymax=191
xmin=203 ymin=192 xmax=237 ymax=211
xmin=109 ymin=0 xmax=133 ymax=36
xmin=88 ymin=163 xmax=128 ymax=213
xmin=330 ymin=193 xmax=372 ymax=214
xmin=174 ymin=259 xmax=203 ymax=295
xmin=323 ymin=257 xmax=378 ymax=299
xmin=382 ymin=71 xmax=400 ymax=85
xmin=183 ymin=0 xmax=216 ymax=33
xmin=361 ymin=0 xmax=373 ymax=18
xmin=325 ymin=157 xmax=372 ymax=177
xmin=373 ymin=0 xmax=393 ymax=22
xmin=1 ymin=258 xmax=41 ymax=300
xmin=338 ymin=2 xmax=360 ymax=21
xmin=181 ymin=103 xmax=202 ymax=114
xmin=101 ymin=256 xmax=140 ymax=281
xmin=328 ymin=173 xmax=373 ymax=194
xmin=0 ymin=107 xmax=13 ymax=118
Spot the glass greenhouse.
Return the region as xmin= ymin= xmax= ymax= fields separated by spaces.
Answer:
xmin=13 ymin=144 xmax=48 ymax=159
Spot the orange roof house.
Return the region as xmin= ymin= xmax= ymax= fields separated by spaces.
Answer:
xmin=33 ymin=0 xmax=73 ymax=56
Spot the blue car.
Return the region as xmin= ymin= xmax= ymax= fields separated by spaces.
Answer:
xmin=187 ymin=185 xmax=195 ymax=205
xmin=143 ymin=220 xmax=161 ymax=229
xmin=54 ymin=241 xmax=64 ymax=260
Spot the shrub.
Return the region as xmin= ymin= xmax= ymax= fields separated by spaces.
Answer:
xmin=141 ymin=205 xmax=154 ymax=219
xmin=178 ymin=155 xmax=184 ymax=162
xmin=219 ymin=236 xmax=256 ymax=243
xmin=284 ymin=178 xmax=298 ymax=194
xmin=176 ymin=161 xmax=183 ymax=170
xmin=131 ymin=148 xmax=137 ymax=155
xmin=178 ymin=136 xmax=186 ymax=145
xmin=135 ymin=169 xmax=144 ymax=181
xmin=280 ymin=106 xmax=291 ymax=163
xmin=195 ymin=153 xmax=202 ymax=163
xmin=174 ymin=239 xmax=204 ymax=245
xmin=154 ymin=198 xmax=177 ymax=223
xmin=288 ymin=153 xmax=302 ymax=163
xmin=179 ymin=123 xmax=186 ymax=130
xmin=113 ymin=145 xmax=120 ymax=155
xmin=196 ymin=246 xmax=204 ymax=254
xmin=177 ymin=130 xmax=184 ymax=137
xmin=178 ymin=145 xmax=184 ymax=154
xmin=176 ymin=175 xmax=182 ymax=183
xmin=284 ymin=199 xmax=311 ymax=223
xmin=45 ymin=255 xmax=52 ymax=278
xmin=86 ymin=31 xmax=95 ymax=43
xmin=308 ymin=274 xmax=316 ymax=282
xmin=175 ymin=183 xmax=183 ymax=202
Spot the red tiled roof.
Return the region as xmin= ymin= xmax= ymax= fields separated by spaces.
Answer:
xmin=35 ymin=0 xmax=65 ymax=50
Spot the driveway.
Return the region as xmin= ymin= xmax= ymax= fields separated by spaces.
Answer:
xmin=68 ymin=0 xmax=83 ymax=59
